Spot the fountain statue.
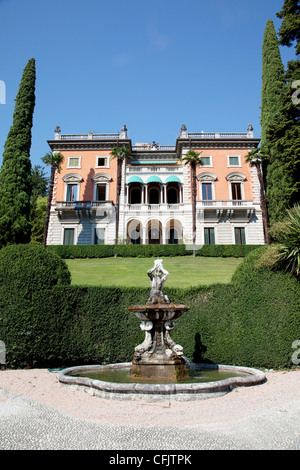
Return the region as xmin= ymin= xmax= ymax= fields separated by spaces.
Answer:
xmin=57 ymin=259 xmax=266 ymax=401
xmin=147 ymin=259 xmax=170 ymax=305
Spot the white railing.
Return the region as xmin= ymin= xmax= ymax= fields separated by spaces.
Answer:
xmin=186 ymin=132 xmax=250 ymax=139
xmin=127 ymin=203 xmax=184 ymax=212
xmin=197 ymin=200 xmax=254 ymax=207
xmin=58 ymin=133 xmax=123 ymax=140
xmin=132 ymin=144 xmax=176 ymax=151
xmin=127 ymin=166 xmax=182 ymax=173
xmin=56 ymin=200 xmax=114 ymax=209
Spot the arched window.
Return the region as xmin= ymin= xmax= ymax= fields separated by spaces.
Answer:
xmin=130 ymin=186 xmax=142 ymax=204
xmin=226 ymin=172 xmax=247 ymax=201
xmin=149 ymin=186 xmax=160 ymax=204
xmin=62 ymin=173 xmax=83 ymax=202
xmin=92 ymin=173 xmax=112 ymax=201
xmin=197 ymin=172 xmax=217 ymax=201
xmin=167 ymin=186 xmax=178 ymax=204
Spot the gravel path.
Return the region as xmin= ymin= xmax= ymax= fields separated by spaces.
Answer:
xmin=0 ymin=368 xmax=299 ymax=450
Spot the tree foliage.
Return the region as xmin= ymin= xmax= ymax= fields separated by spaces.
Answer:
xmin=30 ymin=196 xmax=47 ymax=245
xmin=0 ymin=58 xmax=36 ymax=247
xmin=277 ymin=0 xmax=300 ymax=55
xmin=31 ymin=165 xmax=49 ymax=201
xmin=260 ymin=20 xmax=288 ymax=152
xmin=261 ymin=13 xmax=300 ymax=224
xmin=246 ymin=148 xmax=270 ymax=244
xmin=278 ymin=203 xmax=300 ymax=278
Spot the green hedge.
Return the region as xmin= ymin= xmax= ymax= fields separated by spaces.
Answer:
xmin=47 ymin=244 xmax=261 ymax=259
xmin=1 ymin=246 xmax=299 ymax=369
xmin=0 ymin=244 xmax=71 ymax=297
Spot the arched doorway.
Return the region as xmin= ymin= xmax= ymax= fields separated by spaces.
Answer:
xmin=147 ymin=219 xmax=162 ymax=244
xmin=166 ymin=219 xmax=183 ymax=244
xmin=127 ymin=219 xmax=142 ymax=244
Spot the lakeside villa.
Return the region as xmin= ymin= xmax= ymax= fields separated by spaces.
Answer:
xmin=46 ymin=124 xmax=264 ymax=246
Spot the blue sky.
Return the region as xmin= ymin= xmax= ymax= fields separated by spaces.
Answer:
xmin=0 ymin=0 xmax=296 ymax=171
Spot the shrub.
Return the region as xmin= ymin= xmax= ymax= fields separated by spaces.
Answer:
xmin=0 ymin=244 xmax=71 ymax=297
xmin=0 ymin=244 xmax=71 ymax=368
xmin=269 ymin=220 xmax=289 ymax=243
xmin=47 ymin=244 xmax=261 ymax=259
xmin=255 ymin=244 xmax=282 ymax=271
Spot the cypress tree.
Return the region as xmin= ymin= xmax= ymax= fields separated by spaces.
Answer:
xmin=260 ymin=20 xmax=299 ymax=224
xmin=0 ymin=58 xmax=36 ymax=247
xmin=264 ymin=1 xmax=300 ymax=224
xmin=277 ymin=0 xmax=300 ymax=56
xmin=260 ymin=20 xmax=287 ymax=152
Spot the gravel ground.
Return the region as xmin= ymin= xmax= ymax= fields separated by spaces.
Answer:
xmin=0 ymin=368 xmax=300 ymax=450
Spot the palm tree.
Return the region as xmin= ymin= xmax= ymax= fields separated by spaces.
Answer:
xmin=182 ymin=150 xmax=204 ymax=256
xmin=110 ymin=146 xmax=132 ymax=244
xmin=246 ymin=147 xmax=270 ymax=245
xmin=41 ymin=151 xmax=64 ymax=247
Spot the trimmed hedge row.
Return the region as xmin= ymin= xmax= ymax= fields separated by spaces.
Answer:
xmin=0 ymin=246 xmax=299 ymax=369
xmin=47 ymin=243 xmax=262 ymax=259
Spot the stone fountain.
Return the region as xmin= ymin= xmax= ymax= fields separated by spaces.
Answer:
xmin=129 ymin=259 xmax=189 ymax=380
xmin=57 ymin=259 xmax=266 ymax=401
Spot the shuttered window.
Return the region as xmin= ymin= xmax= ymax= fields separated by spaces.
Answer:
xmin=202 ymin=183 xmax=212 ymax=201
xmin=63 ymin=228 xmax=75 ymax=245
xmin=235 ymin=227 xmax=246 ymax=245
xmin=66 ymin=184 xmax=78 ymax=201
xmin=204 ymin=228 xmax=215 ymax=245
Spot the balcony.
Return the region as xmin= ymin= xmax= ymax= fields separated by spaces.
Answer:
xmin=197 ymin=200 xmax=254 ymax=208
xmin=55 ymin=201 xmax=115 ymax=219
xmin=197 ymin=200 xmax=256 ymax=221
xmin=127 ymin=166 xmax=182 ymax=173
xmin=126 ymin=203 xmax=184 ymax=215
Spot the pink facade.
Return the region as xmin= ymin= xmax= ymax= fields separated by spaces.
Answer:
xmin=47 ymin=125 xmax=265 ymax=246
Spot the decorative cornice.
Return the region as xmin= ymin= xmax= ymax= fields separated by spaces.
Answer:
xmin=48 ymin=136 xmax=260 ymax=155
xmin=92 ymin=172 xmax=112 ymax=182
xmin=62 ymin=173 xmax=84 ymax=183
xmin=176 ymin=138 xmax=260 ymax=152
xmin=197 ymin=172 xmax=218 ymax=182
xmin=226 ymin=172 xmax=247 ymax=182
xmin=47 ymin=139 xmax=132 ymax=152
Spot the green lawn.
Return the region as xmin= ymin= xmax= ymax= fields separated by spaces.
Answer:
xmin=66 ymin=256 xmax=243 ymax=288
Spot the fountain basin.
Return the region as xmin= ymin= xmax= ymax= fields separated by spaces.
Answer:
xmin=57 ymin=362 xmax=266 ymax=401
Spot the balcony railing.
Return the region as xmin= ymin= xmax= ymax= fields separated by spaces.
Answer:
xmin=132 ymin=144 xmax=176 ymax=151
xmin=56 ymin=200 xmax=114 ymax=209
xmin=186 ymin=132 xmax=251 ymax=139
xmin=127 ymin=203 xmax=184 ymax=213
xmin=59 ymin=133 xmax=123 ymax=140
xmin=197 ymin=200 xmax=254 ymax=207
xmin=55 ymin=201 xmax=115 ymax=220
xmin=127 ymin=166 xmax=182 ymax=173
